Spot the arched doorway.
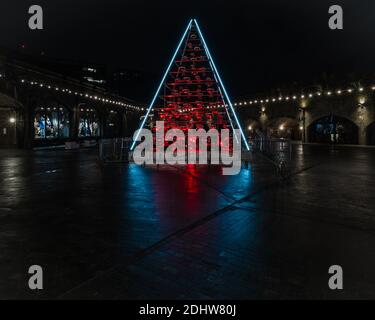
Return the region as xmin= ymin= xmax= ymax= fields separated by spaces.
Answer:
xmin=267 ymin=117 xmax=301 ymax=140
xmin=366 ymin=122 xmax=375 ymax=145
xmin=244 ymin=119 xmax=261 ymax=139
xmin=308 ymin=115 xmax=358 ymax=144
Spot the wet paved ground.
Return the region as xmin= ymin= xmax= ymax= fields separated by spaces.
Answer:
xmin=1 ymin=144 xmax=375 ymax=299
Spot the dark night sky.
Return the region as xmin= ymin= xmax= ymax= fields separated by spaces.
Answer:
xmin=1 ymin=0 xmax=375 ymax=101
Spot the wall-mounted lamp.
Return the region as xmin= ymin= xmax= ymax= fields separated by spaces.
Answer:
xmin=9 ymin=117 xmax=16 ymax=124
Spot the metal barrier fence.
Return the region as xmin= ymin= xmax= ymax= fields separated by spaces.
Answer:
xmin=99 ymin=138 xmax=132 ymax=162
xmin=99 ymin=137 xmax=253 ymax=164
xmin=250 ymin=138 xmax=292 ymax=178
xmin=251 ymin=138 xmax=292 ymax=163
xmin=98 ymin=137 xmax=291 ymax=178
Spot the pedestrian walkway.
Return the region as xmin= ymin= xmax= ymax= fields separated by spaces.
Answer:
xmin=1 ymin=145 xmax=375 ymax=299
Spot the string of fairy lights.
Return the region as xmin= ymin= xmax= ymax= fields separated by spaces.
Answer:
xmin=20 ymin=78 xmax=145 ymax=111
xmin=0 ymin=73 xmax=145 ymax=112
xmin=155 ymin=84 xmax=375 ymax=112
xmin=1 ymin=72 xmax=374 ymax=112
xmin=232 ymin=85 xmax=375 ymax=108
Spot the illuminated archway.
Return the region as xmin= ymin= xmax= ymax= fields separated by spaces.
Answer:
xmin=267 ymin=117 xmax=300 ymax=140
xmin=308 ymin=115 xmax=358 ymax=144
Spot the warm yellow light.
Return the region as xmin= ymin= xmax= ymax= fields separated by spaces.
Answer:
xmin=248 ymin=125 xmax=252 ymax=131
xmin=279 ymin=125 xmax=285 ymax=131
xmin=9 ymin=117 xmax=16 ymax=123
xmin=299 ymin=126 xmax=303 ymax=131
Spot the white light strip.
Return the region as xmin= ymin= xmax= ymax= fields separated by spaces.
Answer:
xmin=215 ymin=77 xmax=239 ymax=144
xmin=130 ymin=19 xmax=194 ymax=150
xmin=234 ymin=86 xmax=372 ymax=107
xmin=194 ymin=19 xmax=250 ymax=151
xmin=20 ymin=79 xmax=141 ymax=110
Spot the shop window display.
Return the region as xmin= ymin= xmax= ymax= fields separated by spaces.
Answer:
xmin=78 ymin=108 xmax=100 ymax=137
xmin=34 ymin=107 xmax=70 ymax=139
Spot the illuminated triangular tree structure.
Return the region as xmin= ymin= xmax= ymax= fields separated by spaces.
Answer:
xmin=131 ymin=19 xmax=249 ymax=150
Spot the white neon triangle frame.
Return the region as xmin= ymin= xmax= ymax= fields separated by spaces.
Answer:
xmin=131 ymin=19 xmax=249 ymax=151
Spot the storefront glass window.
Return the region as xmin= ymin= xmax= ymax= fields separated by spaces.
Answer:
xmin=34 ymin=106 xmax=70 ymax=139
xmin=78 ymin=108 xmax=100 ymax=137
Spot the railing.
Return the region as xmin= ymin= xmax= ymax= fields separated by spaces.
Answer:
xmin=250 ymin=138 xmax=292 ymax=178
xmin=99 ymin=137 xmax=253 ymax=164
xmin=98 ymin=137 xmax=291 ymax=177
xmin=99 ymin=138 xmax=132 ymax=162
